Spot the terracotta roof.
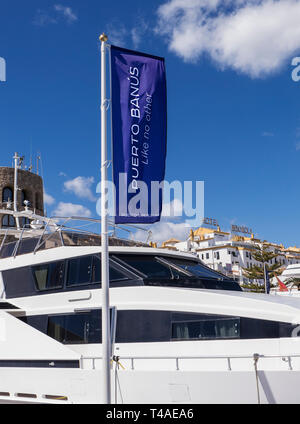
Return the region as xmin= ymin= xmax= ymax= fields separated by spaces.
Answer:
xmin=163 ymin=238 xmax=181 ymax=244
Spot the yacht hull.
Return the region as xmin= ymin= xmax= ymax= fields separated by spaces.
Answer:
xmin=0 ymin=367 xmax=299 ymax=404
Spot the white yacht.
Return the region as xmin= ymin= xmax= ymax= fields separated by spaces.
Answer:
xmin=0 ymin=213 xmax=300 ymax=404
xmin=271 ymin=264 xmax=300 ymax=297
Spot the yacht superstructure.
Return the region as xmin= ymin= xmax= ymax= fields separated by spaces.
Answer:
xmin=0 ymin=214 xmax=300 ymax=403
xmin=275 ymin=264 xmax=300 ymax=284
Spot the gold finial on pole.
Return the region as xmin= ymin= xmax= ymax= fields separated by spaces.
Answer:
xmin=99 ymin=33 xmax=108 ymax=43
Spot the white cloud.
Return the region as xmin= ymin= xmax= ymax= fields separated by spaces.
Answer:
xmin=262 ymin=131 xmax=274 ymax=137
xmin=52 ymin=202 xmax=92 ymax=217
xmin=156 ymin=0 xmax=300 ymax=77
xmin=131 ymin=197 xmax=188 ymax=245
xmin=161 ymin=198 xmax=183 ymax=218
xmin=44 ymin=191 xmax=55 ymax=206
xmin=33 ymin=5 xmax=77 ymax=26
xmin=133 ymin=221 xmax=190 ymax=245
xmin=59 ymin=171 xmax=67 ymax=177
xmin=64 ymin=176 xmax=96 ymax=202
xmin=105 ymin=20 xmax=127 ymax=46
xmin=33 ymin=9 xmax=58 ymax=26
xmin=54 ymin=5 xmax=78 ymax=23
xmin=105 ymin=17 xmax=149 ymax=48
xmin=131 ymin=18 xmax=149 ymax=48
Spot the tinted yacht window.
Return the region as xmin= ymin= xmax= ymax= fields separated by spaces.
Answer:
xmin=165 ymin=258 xmax=242 ymax=291
xmin=48 ymin=311 xmax=101 ymax=344
xmin=115 ymin=254 xmax=241 ymax=291
xmin=67 ymin=255 xmax=93 ymax=286
xmin=110 ymin=267 xmax=127 ymax=282
xmin=199 ymin=279 xmax=242 ymax=291
xmin=115 ymin=255 xmax=185 ymax=279
xmin=33 ymin=261 xmax=65 ymax=291
xmin=93 ymin=255 xmax=127 ymax=282
xmin=23 ymin=309 xmax=300 ymax=344
xmin=169 ymin=258 xmax=227 ymax=279
xmin=116 ymin=310 xmax=171 ymax=343
xmin=172 ymin=316 xmax=240 ymax=340
xmin=67 ymin=255 xmax=128 ymax=287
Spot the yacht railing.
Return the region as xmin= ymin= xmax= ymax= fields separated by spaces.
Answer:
xmin=80 ymin=352 xmax=300 ymax=372
xmin=77 ymin=352 xmax=300 ymax=404
xmin=0 ymin=229 xmax=9 ymax=253
xmin=0 ymin=210 xmax=152 ymax=259
xmin=81 ymin=353 xmax=300 ymax=404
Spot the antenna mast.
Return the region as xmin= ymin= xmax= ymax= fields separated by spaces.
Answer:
xmin=13 ymin=152 xmax=20 ymax=230
xmin=36 ymin=153 xmax=41 ymax=175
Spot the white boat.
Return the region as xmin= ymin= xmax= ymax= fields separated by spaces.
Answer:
xmin=271 ymin=264 xmax=300 ymax=297
xmin=0 ymin=214 xmax=299 ymax=404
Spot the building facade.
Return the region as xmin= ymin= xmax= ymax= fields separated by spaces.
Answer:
xmin=0 ymin=166 xmax=44 ymax=229
xmin=163 ymin=226 xmax=300 ymax=285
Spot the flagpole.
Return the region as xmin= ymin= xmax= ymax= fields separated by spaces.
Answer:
xmin=99 ymin=32 xmax=111 ymax=404
xmin=264 ymin=262 xmax=270 ymax=294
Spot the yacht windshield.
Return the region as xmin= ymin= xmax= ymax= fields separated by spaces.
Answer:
xmin=166 ymin=258 xmax=226 ymax=279
xmin=114 ymin=254 xmax=242 ymax=291
xmin=114 ymin=255 xmax=186 ymax=279
xmin=164 ymin=258 xmax=242 ymax=291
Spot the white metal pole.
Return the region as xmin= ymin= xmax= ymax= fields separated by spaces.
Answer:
xmin=99 ymin=33 xmax=111 ymax=404
xmin=13 ymin=152 xmax=20 ymax=230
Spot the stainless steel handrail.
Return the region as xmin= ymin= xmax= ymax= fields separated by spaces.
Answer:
xmin=79 ymin=353 xmax=300 ymax=371
xmin=0 ymin=213 xmax=153 ymax=259
xmin=107 ymin=353 xmax=300 ymax=360
xmin=12 ymin=227 xmax=26 ymax=258
xmin=0 ymin=229 xmax=9 ymax=256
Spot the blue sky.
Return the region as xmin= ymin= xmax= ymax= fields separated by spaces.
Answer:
xmin=1 ymin=0 xmax=300 ymax=246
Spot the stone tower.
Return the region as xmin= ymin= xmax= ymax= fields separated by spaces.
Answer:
xmin=0 ymin=165 xmax=44 ymax=229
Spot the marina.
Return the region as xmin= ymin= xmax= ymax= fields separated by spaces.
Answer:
xmin=0 ymin=155 xmax=299 ymax=403
xmin=0 ymin=210 xmax=300 ymax=403
xmin=2 ymin=0 xmax=300 ymax=407
xmin=0 ymin=43 xmax=299 ymax=404
xmin=165 ymin=224 xmax=300 ymax=287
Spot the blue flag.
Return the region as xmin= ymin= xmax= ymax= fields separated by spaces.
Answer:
xmin=110 ymin=45 xmax=167 ymax=224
